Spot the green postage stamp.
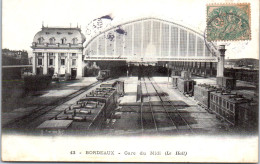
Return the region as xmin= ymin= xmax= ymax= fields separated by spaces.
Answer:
xmin=206 ymin=3 xmax=251 ymax=41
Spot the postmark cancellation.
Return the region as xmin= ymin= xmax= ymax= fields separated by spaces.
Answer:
xmin=206 ymin=3 xmax=251 ymax=41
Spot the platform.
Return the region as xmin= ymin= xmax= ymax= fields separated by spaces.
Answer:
xmin=106 ymin=76 xmax=229 ymax=135
xmin=2 ymin=77 xmax=98 ymax=127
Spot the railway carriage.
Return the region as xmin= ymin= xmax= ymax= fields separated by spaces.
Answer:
xmin=209 ymin=91 xmax=253 ymax=126
xmin=192 ymin=83 xmax=258 ymax=129
xmin=236 ymin=102 xmax=258 ymax=129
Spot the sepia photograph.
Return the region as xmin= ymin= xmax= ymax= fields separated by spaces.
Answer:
xmin=1 ymin=0 xmax=259 ymax=162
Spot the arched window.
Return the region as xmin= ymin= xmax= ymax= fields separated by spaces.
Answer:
xmin=49 ymin=37 xmax=55 ymax=44
xmin=72 ymin=38 xmax=78 ymax=44
xmin=38 ymin=37 xmax=44 ymax=44
xmin=61 ymin=38 xmax=66 ymax=44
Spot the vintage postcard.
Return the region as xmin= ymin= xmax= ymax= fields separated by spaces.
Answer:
xmin=1 ymin=0 xmax=259 ymax=162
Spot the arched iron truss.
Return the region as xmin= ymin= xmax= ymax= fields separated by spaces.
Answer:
xmin=84 ymin=17 xmax=218 ymax=62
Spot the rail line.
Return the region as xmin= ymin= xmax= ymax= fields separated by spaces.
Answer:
xmin=145 ymin=77 xmax=179 ymax=133
xmin=141 ymin=77 xmax=158 ymax=133
xmin=148 ymin=77 xmax=195 ymax=134
xmin=4 ymin=80 xmax=102 ymax=130
xmin=142 ymin=77 xmax=180 ymax=133
xmin=139 ymin=80 xmax=144 ymax=133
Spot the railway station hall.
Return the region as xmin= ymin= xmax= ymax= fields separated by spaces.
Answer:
xmin=3 ymin=17 xmax=258 ymax=135
xmin=31 ymin=18 xmax=217 ymax=78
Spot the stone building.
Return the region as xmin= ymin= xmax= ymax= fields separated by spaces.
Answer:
xmin=2 ymin=49 xmax=29 ymax=65
xmin=31 ymin=26 xmax=86 ymax=78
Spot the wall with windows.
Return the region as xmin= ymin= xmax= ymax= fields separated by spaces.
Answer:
xmin=32 ymin=27 xmax=85 ymax=78
xmin=33 ymin=51 xmax=82 ymax=77
xmin=84 ymin=18 xmax=216 ymax=62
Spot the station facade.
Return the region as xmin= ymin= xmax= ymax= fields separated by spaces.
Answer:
xmin=32 ymin=18 xmax=218 ymax=78
xmin=31 ymin=26 xmax=86 ymax=78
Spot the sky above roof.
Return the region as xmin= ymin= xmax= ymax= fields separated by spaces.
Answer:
xmin=2 ymin=0 xmax=259 ymax=59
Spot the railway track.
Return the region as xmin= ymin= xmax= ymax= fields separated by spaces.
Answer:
xmin=141 ymin=77 xmax=158 ymax=133
xmin=139 ymin=80 xmax=144 ymax=133
xmin=138 ymin=76 xmax=194 ymax=134
xmin=142 ymin=77 xmax=179 ymax=133
xmin=148 ymin=77 xmax=194 ymax=134
xmin=4 ymin=80 xmax=102 ymax=130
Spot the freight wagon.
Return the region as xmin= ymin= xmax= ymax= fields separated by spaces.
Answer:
xmin=62 ymin=98 xmax=106 ymax=129
xmin=37 ymin=98 xmax=107 ymax=134
xmin=176 ymin=71 xmax=196 ymax=96
xmin=37 ymin=81 xmax=122 ymax=134
xmin=100 ymin=80 xmax=125 ymax=96
xmin=177 ymin=78 xmax=196 ymax=96
xmin=194 ymin=84 xmax=219 ymax=110
xmin=85 ymin=87 xmax=118 ymax=120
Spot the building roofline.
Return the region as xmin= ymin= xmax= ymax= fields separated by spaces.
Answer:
xmin=83 ymin=17 xmax=205 ymax=48
xmin=42 ymin=26 xmax=82 ymax=32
